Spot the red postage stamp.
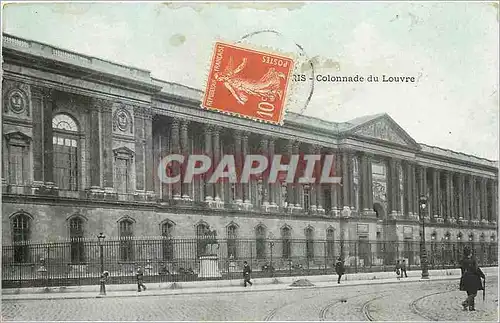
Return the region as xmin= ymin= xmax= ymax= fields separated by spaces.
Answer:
xmin=201 ymin=41 xmax=295 ymax=125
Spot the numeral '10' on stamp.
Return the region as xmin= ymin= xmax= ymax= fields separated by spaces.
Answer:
xmin=201 ymin=41 xmax=295 ymax=125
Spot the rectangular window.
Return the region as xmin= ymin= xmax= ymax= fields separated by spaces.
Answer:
xmin=53 ymin=137 xmax=78 ymax=190
xmin=303 ymin=187 xmax=310 ymax=211
xmin=9 ymin=145 xmax=26 ymax=185
xmin=115 ymin=158 xmax=129 ymax=194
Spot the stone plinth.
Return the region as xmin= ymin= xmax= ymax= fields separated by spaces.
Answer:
xmin=199 ymin=255 xmax=221 ymax=278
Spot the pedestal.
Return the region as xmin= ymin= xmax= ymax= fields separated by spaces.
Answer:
xmin=199 ymin=255 xmax=221 ymax=278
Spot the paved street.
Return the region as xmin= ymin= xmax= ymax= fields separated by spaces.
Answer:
xmin=2 ymin=277 xmax=498 ymax=321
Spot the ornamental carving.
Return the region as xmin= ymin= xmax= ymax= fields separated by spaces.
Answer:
xmin=113 ymin=107 xmax=133 ymax=133
xmin=372 ymin=180 xmax=387 ymax=202
xmin=8 ymin=89 xmax=28 ymax=114
xmin=354 ymin=120 xmax=407 ymax=146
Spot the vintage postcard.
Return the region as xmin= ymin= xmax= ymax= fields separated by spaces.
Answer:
xmin=1 ymin=1 xmax=498 ymax=322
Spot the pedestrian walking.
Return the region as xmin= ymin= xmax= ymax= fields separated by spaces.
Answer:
xmin=136 ymin=266 xmax=147 ymax=292
xmin=401 ymin=259 xmax=408 ymax=278
xmin=459 ymin=248 xmax=485 ymax=311
xmin=243 ymin=261 xmax=253 ymax=287
xmin=395 ymin=260 xmax=401 ymax=280
xmin=335 ymin=257 xmax=345 ymax=284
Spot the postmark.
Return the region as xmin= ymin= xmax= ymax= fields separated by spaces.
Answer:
xmin=201 ymin=41 xmax=295 ymax=125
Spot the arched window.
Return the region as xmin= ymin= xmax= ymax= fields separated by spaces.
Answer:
xmin=12 ymin=213 xmax=31 ymax=263
xmin=281 ymin=226 xmax=292 ymax=259
xmin=161 ymin=221 xmax=174 ymax=261
xmin=255 ymin=225 xmax=266 ymax=259
xmin=69 ymin=217 xmax=85 ymax=264
xmin=305 ymin=227 xmax=314 ymax=260
xmin=326 ymin=228 xmax=335 ymax=259
xmin=52 ymin=114 xmax=79 ymax=191
xmin=119 ymin=219 xmax=134 ymax=261
xmin=227 ymin=224 xmax=238 ymax=259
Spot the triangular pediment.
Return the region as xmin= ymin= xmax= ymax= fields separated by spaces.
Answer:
xmin=348 ymin=114 xmax=420 ymax=149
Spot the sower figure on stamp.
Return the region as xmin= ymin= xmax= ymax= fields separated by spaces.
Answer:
xmin=335 ymin=257 xmax=345 ymax=284
xmin=136 ymin=266 xmax=147 ymax=292
xmin=460 ymin=247 xmax=485 ymax=311
xmin=243 ymin=261 xmax=253 ymax=287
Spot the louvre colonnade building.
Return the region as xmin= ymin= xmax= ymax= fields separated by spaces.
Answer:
xmin=2 ymin=34 xmax=498 ymax=269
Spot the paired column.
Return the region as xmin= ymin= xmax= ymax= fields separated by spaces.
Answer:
xmin=308 ymin=145 xmax=318 ymax=212
xmin=293 ymin=142 xmax=302 ymax=208
xmin=180 ymin=120 xmax=191 ymax=199
xmin=417 ymin=165 xmax=428 ymax=218
xmin=133 ymin=106 xmax=145 ymax=192
xmin=100 ymin=100 xmax=114 ymax=190
xmin=260 ymin=137 xmax=270 ymax=207
xmin=469 ymin=175 xmax=476 ymax=221
xmin=404 ymin=161 xmax=412 ymax=216
xmin=234 ymin=130 xmax=243 ymax=204
xmin=203 ymin=125 xmax=214 ymax=201
xmin=330 ymin=150 xmax=339 ymax=215
xmin=286 ymin=140 xmax=295 ymax=210
xmin=314 ymin=145 xmax=324 ymax=213
xmin=89 ymin=102 xmax=101 ymax=189
xmin=268 ymin=138 xmax=277 ymax=207
xmin=490 ymin=180 xmax=498 ymax=224
xmin=480 ymin=177 xmax=487 ymax=223
xmin=242 ymin=132 xmax=250 ymax=204
xmin=170 ymin=118 xmax=181 ymax=199
xmin=432 ymin=169 xmax=441 ymax=219
xmin=458 ymin=174 xmax=464 ymax=221
xmin=212 ymin=126 xmax=222 ymax=201
xmin=445 ymin=172 xmax=452 ymax=222
xmin=361 ymin=153 xmax=370 ymax=212
xmin=30 ymin=87 xmax=45 ymax=186
xmin=341 ymin=150 xmax=350 ymax=211
xmin=388 ymin=158 xmax=400 ymax=217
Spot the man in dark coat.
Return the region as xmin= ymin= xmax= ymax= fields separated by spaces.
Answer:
xmin=136 ymin=266 xmax=147 ymax=292
xmin=335 ymin=257 xmax=345 ymax=284
xmin=243 ymin=261 xmax=253 ymax=287
xmin=460 ymin=248 xmax=485 ymax=311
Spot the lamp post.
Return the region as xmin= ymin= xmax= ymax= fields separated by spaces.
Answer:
xmin=268 ymin=232 xmax=275 ymax=277
xmin=97 ymin=232 xmax=106 ymax=295
xmin=419 ymin=196 xmax=429 ymax=279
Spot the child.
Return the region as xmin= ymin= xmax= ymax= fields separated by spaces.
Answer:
xmin=136 ymin=266 xmax=147 ymax=292
xmin=243 ymin=261 xmax=253 ymax=287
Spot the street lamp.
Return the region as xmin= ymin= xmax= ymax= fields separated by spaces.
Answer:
xmin=419 ymin=196 xmax=430 ymax=279
xmin=268 ymin=232 xmax=275 ymax=277
xmin=97 ymin=232 xmax=106 ymax=295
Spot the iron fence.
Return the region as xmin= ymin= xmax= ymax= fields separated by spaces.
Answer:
xmin=2 ymin=238 xmax=497 ymax=288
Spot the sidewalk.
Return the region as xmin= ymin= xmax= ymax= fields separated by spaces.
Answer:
xmin=3 ymin=267 xmax=497 ymax=301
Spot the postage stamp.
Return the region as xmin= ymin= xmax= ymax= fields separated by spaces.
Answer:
xmin=201 ymin=41 xmax=295 ymax=125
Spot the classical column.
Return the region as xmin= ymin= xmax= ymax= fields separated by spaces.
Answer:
xmin=212 ymin=126 xmax=222 ymax=201
xmin=315 ymin=145 xmax=324 ymax=214
xmin=469 ymin=175 xmax=476 ymax=221
xmin=89 ymin=102 xmax=102 ymax=189
xmin=336 ymin=152 xmax=343 ymax=211
xmin=409 ymin=163 xmax=416 ymax=216
xmin=268 ymin=138 xmax=277 ymax=207
xmin=160 ymin=128 xmax=170 ymax=200
xmin=458 ymin=173 xmax=464 ymax=221
xmin=100 ymin=100 xmax=114 ymax=190
xmin=418 ymin=165 xmax=428 ymax=218
xmin=366 ymin=154 xmax=374 ymax=211
xmin=480 ymin=177 xmax=488 ymax=223
xmin=260 ymin=137 xmax=269 ymax=207
xmin=133 ymin=106 xmax=145 ymax=192
xmin=242 ymin=132 xmax=251 ymax=205
xmin=490 ymin=180 xmax=498 ymax=224
xmin=204 ymin=125 xmax=214 ymax=201
xmin=234 ymin=130 xmax=243 ymax=204
xmin=450 ymin=173 xmax=456 ymax=222
xmin=432 ymin=169 xmax=440 ymax=219
xmin=445 ymin=172 xmax=452 ymax=222
xmin=308 ymin=145 xmax=318 ymax=212
xmin=388 ymin=158 xmax=397 ymax=217
xmin=293 ymin=142 xmax=302 ymax=208
xmin=361 ymin=153 xmax=369 ymax=212
xmin=180 ymin=120 xmax=191 ymax=199
xmin=171 ymin=118 xmax=181 ymax=199
xmin=43 ymin=89 xmax=55 ymax=187
xmin=405 ymin=161 xmax=412 ymax=216
xmin=30 ymin=87 xmax=45 ymax=186
xmin=286 ymin=140 xmax=295 ymax=211
xmin=342 ymin=150 xmax=350 ymax=211
xmin=330 ymin=150 xmax=339 ymax=215
xmin=349 ymin=153 xmax=356 ymax=209
xmin=395 ymin=160 xmax=402 ymax=215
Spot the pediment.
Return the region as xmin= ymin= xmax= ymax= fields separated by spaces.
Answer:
xmin=349 ymin=115 xmax=420 ymax=149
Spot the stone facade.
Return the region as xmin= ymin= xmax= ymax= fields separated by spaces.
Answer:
xmin=2 ymin=33 xmax=498 ymax=251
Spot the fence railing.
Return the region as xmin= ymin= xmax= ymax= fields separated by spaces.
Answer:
xmin=2 ymin=238 xmax=497 ymax=288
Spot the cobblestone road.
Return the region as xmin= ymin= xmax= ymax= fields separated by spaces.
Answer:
xmin=3 ymin=278 xmax=498 ymax=321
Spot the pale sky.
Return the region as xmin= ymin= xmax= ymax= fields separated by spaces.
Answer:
xmin=3 ymin=1 xmax=499 ymax=160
